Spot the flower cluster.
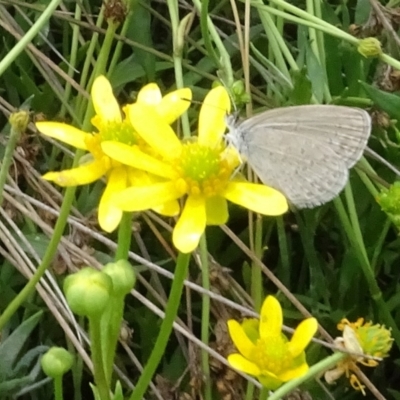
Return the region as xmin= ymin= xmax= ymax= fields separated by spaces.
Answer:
xmin=227 ymin=296 xmax=318 ymax=390
xmin=325 ymin=318 xmax=393 ymax=395
xmin=36 ymin=76 xmax=288 ymax=253
xmin=377 ymin=182 xmax=400 ymax=228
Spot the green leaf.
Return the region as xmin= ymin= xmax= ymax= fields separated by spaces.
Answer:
xmin=127 ymin=3 xmax=156 ymax=81
xmin=289 ymin=68 xmax=312 ymax=105
xmin=355 ymin=0 xmax=371 ymax=24
xmin=110 ymin=57 xmax=173 ymax=89
xmin=0 ymin=311 xmax=43 ymax=379
xmin=360 ymin=81 xmax=400 ymax=121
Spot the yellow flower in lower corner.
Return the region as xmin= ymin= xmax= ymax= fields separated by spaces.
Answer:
xmin=227 ymin=296 xmax=318 ymax=390
xmin=36 ymin=76 xmax=191 ymax=232
xmin=104 ymin=85 xmax=288 ymax=253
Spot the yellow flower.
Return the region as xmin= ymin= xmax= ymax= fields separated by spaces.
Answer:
xmin=104 ymin=86 xmax=288 ymax=253
xmin=227 ymin=296 xmax=318 ymax=390
xmin=36 ymin=76 xmax=191 ymax=232
xmin=325 ymin=318 xmax=393 ymax=395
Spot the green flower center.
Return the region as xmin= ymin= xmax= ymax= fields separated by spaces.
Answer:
xmin=100 ymin=120 xmax=138 ymax=145
xmin=252 ymin=335 xmax=292 ymax=375
xmin=176 ymin=141 xmax=232 ymax=197
xmin=357 ymin=324 xmax=393 ymax=357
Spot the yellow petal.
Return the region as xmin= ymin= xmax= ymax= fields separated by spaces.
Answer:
xmin=126 ymin=168 xmax=153 ymax=186
xmin=172 ymin=195 xmax=206 ymax=253
xmin=113 ymin=181 xmax=184 ymax=211
xmin=98 ymin=167 xmax=128 ymax=232
xmin=157 ymin=88 xmax=192 ymax=124
xmin=36 ymin=122 xmax=89 ymax=150
xmin=101 ymin=141 xmax=178 ymax=179
xmin=152 ymin=200 xmax=180 ymax=217
xmin=205 ymin=196 xmax=228 ymax=225
xmin=42 ymin=159 xmax=108 ymax=186
xmin=127 ymin=104 xmax=182 ymax=159
xmin=136 ymin=83 xmax=162 ymax=105
xmin=224 ymin=181 xmax=288 ymax=215
xmin=287 ymin=318 xmax=318 ymax=357
xmin=278 ymin=361 xmax=308 ymax=381
xmin=198 ymin=86 xmax=231 ymax=147
xmin=259 ymin=296 xmax=283 ymax=338
xmin=227 ymin=354 xmax=260 ymax=376
xmin=91 ymin=75 xmax=121 ymax=123
xmin=227 ymin=320 xmax=256 ymax=359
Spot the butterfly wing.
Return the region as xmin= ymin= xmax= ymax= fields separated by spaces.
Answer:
xmin=235 ymin=105 xmax=371 ymax=208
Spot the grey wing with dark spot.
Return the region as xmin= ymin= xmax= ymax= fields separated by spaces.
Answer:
xmin=237 ymin=105 xmax=371 ymax=208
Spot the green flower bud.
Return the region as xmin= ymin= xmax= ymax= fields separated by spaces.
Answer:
xmin=358 ymin=37 xmax=382 ymax=58
xmin=9 ymin=111 xmax=30 ymax=132
xmin=102 ymin=260 xmax=136 ymax=296
xmin=41 ymin=347 xmax=73 ymax=378
xmin=231 ymin=80 xmax=251 ymax=106
xmin=64 ymin=267 xmax=112 ymax=317
xmin=176 ymin=13 xmax=193 ymax=56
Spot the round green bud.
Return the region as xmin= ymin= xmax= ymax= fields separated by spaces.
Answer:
xmin=41 ymin=347 xmax=73 ymax=378
xmin=64 ymin=267 xmax=112 ymax=317
xmin=102 ymin=260 xmax=136 ymax=296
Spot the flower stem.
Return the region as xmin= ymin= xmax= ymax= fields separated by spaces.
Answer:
xmin=129 ymin=252 xmax=190 ymax=400
xmin=115 ymin=212 xmax=133 ymax=260
xmin=192 ymin=0 xmax=234 ymax=86
xmin=259 ymin=387 xmax=269 ymax=400
xmin=276 ymin=216 xmax=290 ymax=286
xmin=245 ymin=384 xmax=255 ymax=400
xmin=199 ymin=235 xmax=212 ymax=400
xmin=166 ymin=0 xmax=191 ymax=138
xmin=60 ymin=3 xmax=81 ymax=119
xmin=108 ymin=10 xmax=133 ymax=76
xmin=0 ymin=0 xmax=63 ymax=77
xmin=90 ymin=316 xmax=111 ymax=400
xmin=54 ymin=375 xmax=63 ymax=400
xmin=76 ymin=8 xmax=105 ymax=117
xmin=268 ymin=352 xmax=346 ymax=400
xmin=101 ymin=295 xmax=124 ymax=386
xmin=252 ymin=0 xmax=297 ymax=78
xmin=0 ymin=113 xmax=26 ymax=208
xmin=251 ymin=0 xmax=400 ymax=71
xmin=251 ymin=215 xmax=264 ymax=311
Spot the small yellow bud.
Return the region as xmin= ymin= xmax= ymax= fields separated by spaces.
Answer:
xmin=358 ymin=38 xmax=382 ymax=58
